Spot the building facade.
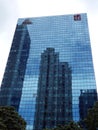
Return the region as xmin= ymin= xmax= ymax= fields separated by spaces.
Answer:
xmin=0 ymin=14 xmax=97 ymax=130
xmin=79 ymin=89 xmax=97 ymax=120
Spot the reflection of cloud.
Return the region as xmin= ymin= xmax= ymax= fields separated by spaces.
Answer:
xmin=19 ymin=76 xmax=38 ymax=108
xmin=72 ymin=77 xmax=96 ymax=90
xmin=72 ymin=104 xmax=79 ymax=121
xmin=19 ymin=76 xmax=38 ymax=126
xmin=26 ymin=60 xmax=40 ymax=75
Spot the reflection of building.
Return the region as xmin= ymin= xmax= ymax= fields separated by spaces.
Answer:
xmin=79 ymin=89 xmax=97 ymax=120
xmin=0 ymin=22 xmax=31 ymax=111
xmin=34 ymin=48 xmax=72 ymax=130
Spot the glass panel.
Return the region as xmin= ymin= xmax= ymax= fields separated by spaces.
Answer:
xmin=8 ymin=14 xmax=97 ymax=130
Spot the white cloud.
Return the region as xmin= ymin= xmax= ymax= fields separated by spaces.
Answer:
xmin=16 ymin=0 xmax=86 ymax=17
xmin=81 ymin=0 xmax=98 ymax=13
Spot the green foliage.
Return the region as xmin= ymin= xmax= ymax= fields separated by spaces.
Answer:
xmin=0 ymin=106 xmax=26 ymax=130
xmin=43 ymin=121 xmax=83 ymax=130
xmin=84 ymin=101 xmax=98 ymax=130
xmin=0 ymin=118 xmax=7 ymax=130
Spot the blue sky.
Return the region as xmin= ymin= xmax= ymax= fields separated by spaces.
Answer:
xmin=0 ymin=0 xmax=98 ymax=90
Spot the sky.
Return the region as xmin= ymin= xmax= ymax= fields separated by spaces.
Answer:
xmin=0 ymin=0 xmax=98 ymax=90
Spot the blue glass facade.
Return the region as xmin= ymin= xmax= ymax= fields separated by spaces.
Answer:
xmin=0 ymin=14 xmax=97 ymax=130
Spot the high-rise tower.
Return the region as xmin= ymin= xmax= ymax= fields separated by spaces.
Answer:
xmin=0 ymin=14 xmax=97 ymax=130
xmin=0 ymin=23 xmax=31 ymax=111
xmin=79 ymin=89 xmax=97 ymax=120
xmin=34 ymin=48 xmax=72 ymax=130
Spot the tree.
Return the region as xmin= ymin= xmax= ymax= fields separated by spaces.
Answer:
xmin=43 ymin=121 xmax=83 ymax=130
xmin=0 ymin=106 xmax=26 ymax=130
xmin=84 ymin=101 xmax=98 ymax=130
xmin=0 ymin=118 xmax=7 ymax=130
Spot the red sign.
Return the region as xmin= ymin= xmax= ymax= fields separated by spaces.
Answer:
xmin=74 ymin=14 xmax=81 ymax=21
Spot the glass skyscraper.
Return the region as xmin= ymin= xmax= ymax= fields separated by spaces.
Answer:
xmin=0 ymin=13 xmax=97 ymax=130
